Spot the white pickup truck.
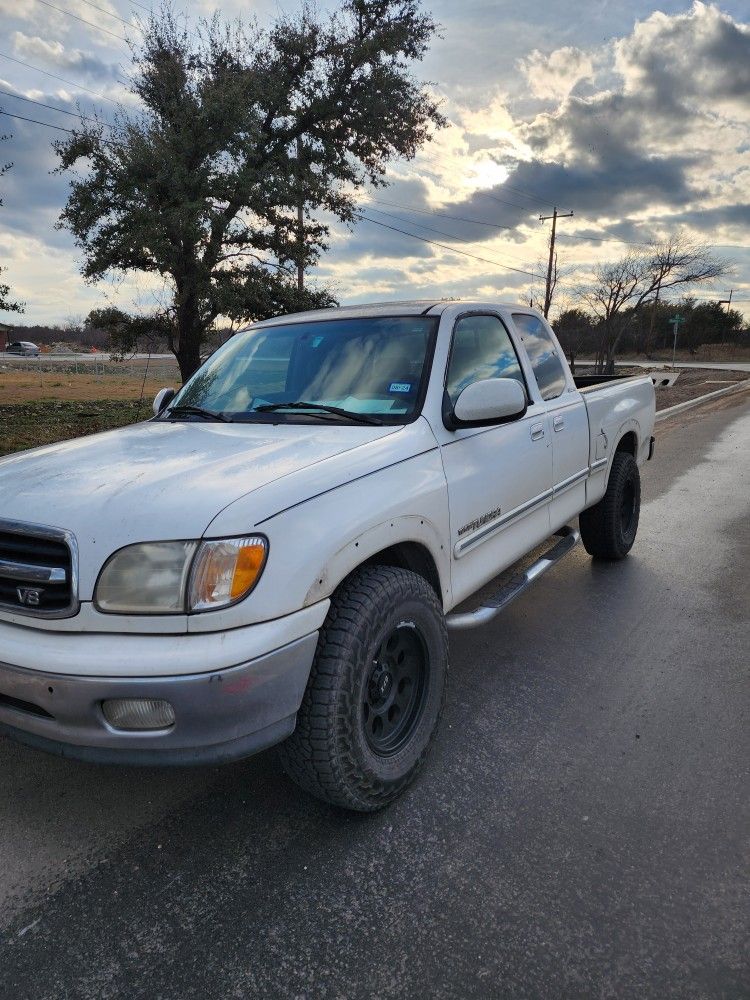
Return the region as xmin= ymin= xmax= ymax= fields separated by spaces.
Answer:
xmin=0 ymin=301 xmax=655 ymax=810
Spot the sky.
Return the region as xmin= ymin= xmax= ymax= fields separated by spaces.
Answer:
xmin=0 ymin=0 xmax=748 ymax=325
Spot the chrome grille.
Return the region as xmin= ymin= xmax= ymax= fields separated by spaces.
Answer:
xmin=0 ymin=519 xmax=79 ymax=618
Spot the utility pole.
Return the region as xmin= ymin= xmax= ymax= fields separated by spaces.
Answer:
xmin=646 ymin=274 xmax=663 ymax=357
xmin=539 ymin=207 xmax=573 ymax=319
xmin=718 ymin=290 xmax=734 ymax=343
xmin=668 ymin=314 xmax=683 ymax=370
xmin=296 ymin=137 xmax=305 ymax=292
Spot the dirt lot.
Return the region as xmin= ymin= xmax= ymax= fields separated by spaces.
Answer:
xmin=576 ymin=366 xmax=750 ymax=411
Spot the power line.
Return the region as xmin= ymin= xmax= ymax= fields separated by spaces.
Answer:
xmin=558 ymin=228 xmax=750 ymax=251
xmin=558 ymin=229 xmax=647 ymax=247
xmin=0 ymin=110 xmax=77 ymax=133
xmin=0 ymin=109 xmax=115 ymax=143
xmin=365 ymin=205 xmax=541 ymax=268
xmin=359 ymin=213 xmax=541 ymax=278
xmin=77 ymin=0 xmax=136 ymax=27
xmin=127 ymin=0 xmax=152 ymax=10
xmin=369 ymin=197 xmax=519 ymax=233
xmin=0 ymin=87 xmax=114 ymax=128
xmin=0 ymin=51 xmax=118 ymax=104
xmin=35 ymin=0 xmax=129 ymax=42
xmin=370 ymin=196 xmax=750 ymax=258
xmin=497 ymin=179 xmax=555 ymax=209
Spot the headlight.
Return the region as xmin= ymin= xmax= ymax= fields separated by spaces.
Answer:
xmin=95 ymin=541 xmax=198 ymax=614
xmin=95 ymin=536 xmax=267 ymax=614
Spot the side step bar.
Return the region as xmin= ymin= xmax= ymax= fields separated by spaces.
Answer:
xmin=446 ymin=525 xmax=580 ymax=631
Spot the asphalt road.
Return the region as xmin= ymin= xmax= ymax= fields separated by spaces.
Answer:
xmin=1 ymin=394 xmax=748 ymax=1000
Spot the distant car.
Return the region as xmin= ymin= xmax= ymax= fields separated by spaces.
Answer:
xmin=4 ymin=341 xmax=40 ymax=357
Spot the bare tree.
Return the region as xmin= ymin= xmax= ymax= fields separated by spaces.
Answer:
xmin=579 ymin=237 xmax=729 ymax=372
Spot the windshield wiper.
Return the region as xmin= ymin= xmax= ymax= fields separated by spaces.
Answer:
xmin=164 ymin=405 xmax=231 ymax=422
xmin=253 ymin=401 xmax=384 ymax=425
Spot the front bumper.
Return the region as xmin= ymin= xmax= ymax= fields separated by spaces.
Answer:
xmin=0 ymin=632 xmax=318 ymax=766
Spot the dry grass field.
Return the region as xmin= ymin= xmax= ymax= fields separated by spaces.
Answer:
xmin=0 ymin=369 xmax=170 ymax=405
xmin=0 ymin=367 xmax=179 ymax=456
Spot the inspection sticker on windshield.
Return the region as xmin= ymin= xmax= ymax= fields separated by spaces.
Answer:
xmin=389 ymin=382 xmax=412 ymax=393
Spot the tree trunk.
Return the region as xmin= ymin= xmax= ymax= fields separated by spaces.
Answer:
xmin=174 ymin=289 xmax=203 ymax=383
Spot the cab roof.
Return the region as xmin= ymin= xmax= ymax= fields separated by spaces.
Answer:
xmin=254 ymin=300 xmax=541 ymax=327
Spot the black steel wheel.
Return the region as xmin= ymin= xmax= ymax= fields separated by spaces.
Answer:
xmin=580 ymin=450 xmax=641 ymax=560
xmin=280 ymin=565 xmax=448 ymax=811
xmin=363 ymin=623 xmax=429 ymax=757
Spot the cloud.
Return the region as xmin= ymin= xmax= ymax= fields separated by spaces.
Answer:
xmin=519 ymin=46 xmax=595 ymax=101
xmin=616 ymin=2 xmax=750 ymax=108
xmin=12 ymin=32 xmax=117 ymax=82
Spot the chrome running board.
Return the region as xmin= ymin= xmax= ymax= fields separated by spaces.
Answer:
xmin=446 ymin=526 xmax=580 ymax=631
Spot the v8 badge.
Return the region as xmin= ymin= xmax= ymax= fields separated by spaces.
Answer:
xmin=16 ymin=587 xmax=43 ymax=607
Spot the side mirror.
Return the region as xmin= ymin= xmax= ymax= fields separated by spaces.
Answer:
xmin=448 ymin=378 xmax=527 ymax=429
xmin=153 ymin=387 xmax=176 ymax=416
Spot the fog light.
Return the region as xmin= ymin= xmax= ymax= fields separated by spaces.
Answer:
xmin=102 ymin=698 xmax=175 ymax=731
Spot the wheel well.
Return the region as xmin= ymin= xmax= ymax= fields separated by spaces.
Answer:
xmin=615 ymin=431 xmax=637 ymax=457
xmin=362 ymin=542 xmax=442 ymax=598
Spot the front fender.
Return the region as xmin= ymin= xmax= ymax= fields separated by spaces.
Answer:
xmin=187 ymin=443 xmax=451 ymax=632
xmin=301 ymin=514 xmax=450 ymax=608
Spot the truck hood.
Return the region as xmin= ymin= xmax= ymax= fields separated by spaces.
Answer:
xmin=0 ymin=419 xmax=402 ymax=598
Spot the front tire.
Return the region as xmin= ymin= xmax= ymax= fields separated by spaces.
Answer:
xmin=579 ymin=451 xmax=641 ymax=559
xmin=280 ymin=565 xmax=448 ymax=811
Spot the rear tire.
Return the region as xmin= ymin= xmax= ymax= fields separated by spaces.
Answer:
xmin=280 ymin=565 xmax=448 ymax=812
xmin=579 ymin=451 xmax=641 ymax=560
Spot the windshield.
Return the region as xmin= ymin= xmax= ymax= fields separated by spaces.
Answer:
xmin=168 ymin=315 xmax=438 ymax=424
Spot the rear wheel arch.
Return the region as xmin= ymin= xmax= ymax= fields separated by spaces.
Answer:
xmin=614 ymin=430 xmax=638 ymax=457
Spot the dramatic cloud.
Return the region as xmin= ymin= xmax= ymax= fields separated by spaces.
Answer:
xmin=0 ymin=0 xmax=747 ymax=323
xmin=519 ymin=46 xmax=595 ymax=101
xmin=616 ymin=2 xmax=750 ymax=107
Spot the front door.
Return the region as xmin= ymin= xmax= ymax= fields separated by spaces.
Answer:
xmin=432 ymin=313 xmax=554 ymax=607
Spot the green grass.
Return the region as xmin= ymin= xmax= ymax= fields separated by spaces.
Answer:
xmin=0 ymin=399 xmax=149 ymax=457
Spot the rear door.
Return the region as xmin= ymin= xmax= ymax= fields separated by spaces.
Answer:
xmin=433 ymin=311 xmax=553 ymax=607
xmin=511 ymin=313 xmax=590 ymax=529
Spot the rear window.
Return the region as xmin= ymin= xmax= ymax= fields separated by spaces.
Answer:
xmin=512 ymin=314 xmax=567 ymax=401
xmin=445 ymin=314 xmax=526 ymax=405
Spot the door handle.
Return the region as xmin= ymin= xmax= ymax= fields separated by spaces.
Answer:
xmin=530 ymin=422 xmax=545 ymax=441
xmin=553 ymin=415 xmax=565 ymax=432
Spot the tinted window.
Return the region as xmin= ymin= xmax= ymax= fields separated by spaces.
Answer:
xmin=171 ymin=316 xmax=438 ymax=423
xmin=512 ymin=313 xmax=567 ymax=400
xmin=445 ymin=314 xmax=526 ymax=405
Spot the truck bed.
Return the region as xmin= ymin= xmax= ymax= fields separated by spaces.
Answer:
xmin=573 ymin=372 xmax=641 ymax=389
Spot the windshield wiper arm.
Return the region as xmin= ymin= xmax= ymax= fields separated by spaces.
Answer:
xmin=164 ymin=405 xmax=231 ymax=422
xmin=253 ymin=401 xmax=384 ymax=425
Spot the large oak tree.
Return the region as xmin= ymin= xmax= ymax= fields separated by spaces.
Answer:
xmin=56 ymin=1 xmax=444 ymax=380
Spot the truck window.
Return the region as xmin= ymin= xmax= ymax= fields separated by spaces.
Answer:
xmin=511 ymin=313 xmax=567 ymax=400
xmin=445 ymin=315 xmax=526 ymax=405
